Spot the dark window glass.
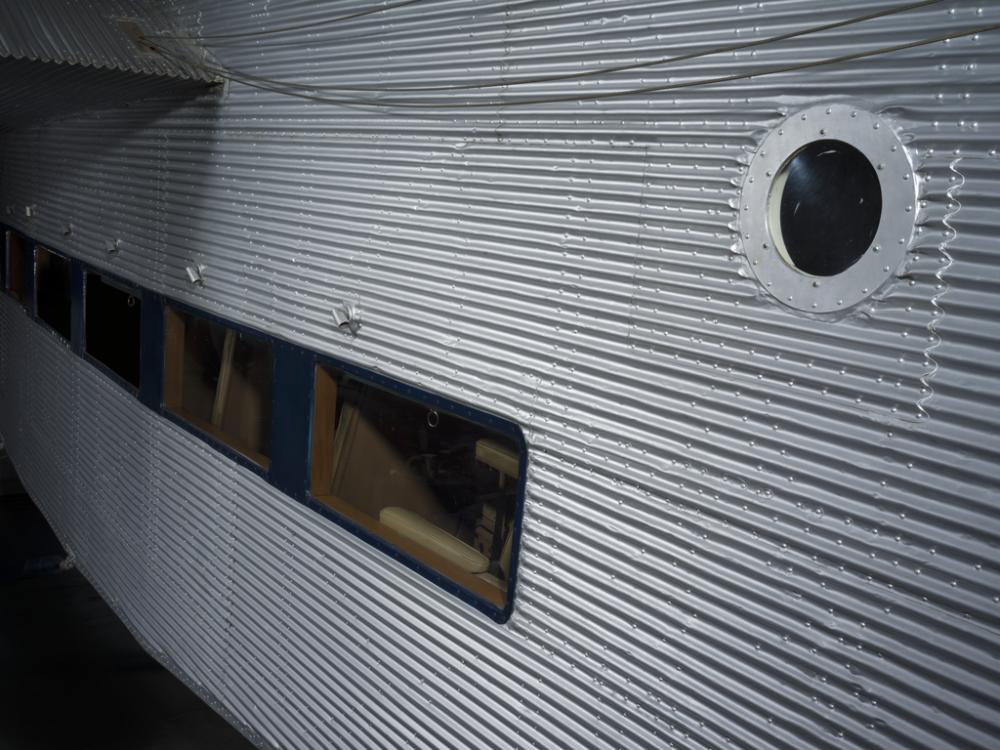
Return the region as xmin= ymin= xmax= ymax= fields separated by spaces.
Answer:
xmin=7 ymin=232 xmax=27 ymax=303
xmin=1 ymin=231 xmax=6 ymax=290
xmin=311 ymin=365 xmax=523 ymax=608
xmin=775 ymin=139 xmax=882 ymax=277
xmin=164 ymin=307 xmax=273 ymax=467
xmin=85 ymin=273 xmax=141 ymax=388
xmin=35 ymin=247 xmax=71 ymax=340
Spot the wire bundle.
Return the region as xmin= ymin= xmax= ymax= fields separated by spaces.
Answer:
xmin=143 ymin=0 xmax=998 ymax=110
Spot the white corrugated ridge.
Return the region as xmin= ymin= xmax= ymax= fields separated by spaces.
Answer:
xmin=2 ymin=1 xmax=1000 ymax=748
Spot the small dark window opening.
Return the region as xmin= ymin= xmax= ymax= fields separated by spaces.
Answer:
xmin=35 ymin=247 xmax=71 ymax=340
xmin=86 ymin=273 xmax=142 ymax=388
xmin=775 ymin=139 xmax=882 ymax=277
xmin=164 ymin=307 xmax=274 ymax=467
xmin=1 ymin=232 xmax=7 ymax=290
xmin=7 ymin=232 xmax=28 ymax=303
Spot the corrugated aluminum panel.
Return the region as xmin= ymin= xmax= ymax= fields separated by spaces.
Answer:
xmin=0 ymin=0 xmax=214 ymax=130
xmin=0 ymin=57 xmax=212 ymax=132
xmin=1 ymin=1 xmax=999 ymax=748
xmin=0 ymin=0 xmax=210 ymax=80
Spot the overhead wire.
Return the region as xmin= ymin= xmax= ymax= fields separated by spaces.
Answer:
xmin=146 ymin=0 xmax=426 ymax=41
xmin=156 ymin=21 xmax=1000 ymax=110
xmin=162 ymin=0 xmax=947 ymax=94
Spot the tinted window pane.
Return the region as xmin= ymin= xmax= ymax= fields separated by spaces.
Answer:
xmin=311 ymin=365 xmax=522 ymax=607
xmin=85 ymin=273 xmax=141 ymax=388
xmin=164 ymin=308 xmax=273 ymax=467
xmin=775 ymin=139 xmax=882 ymax=277
xmin=7 ymin=232 xmax=27 ymax=303
xmin=35 ymin=247 xmax=71 ymax=340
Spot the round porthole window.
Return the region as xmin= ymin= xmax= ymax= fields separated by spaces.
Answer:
xmin=740 ymin=104 xmax=916 ymax=313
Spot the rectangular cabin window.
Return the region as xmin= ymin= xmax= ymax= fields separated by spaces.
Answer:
xmin=310 ymin=365 xmax=523 ymax=608
xmin=164 ymin=307 xmax=273 ymax=468
xmin=6 ymin=231 xmax=28 ymax=303
xmin=85 ymin=273 xmax=141 ymax=388
xmin=35 ymin=247 xmax=71 ymax=340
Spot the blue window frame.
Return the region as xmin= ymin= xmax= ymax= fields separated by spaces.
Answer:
xmin=307 ymin=358 xmax=526 ymax=620
xmin=163 ymin=304 xmax=275 ymax=470
xmin=35 ymin=246 xmax=72 ymax=341
xmin=84 ymin=271 xmax=143 ymax=389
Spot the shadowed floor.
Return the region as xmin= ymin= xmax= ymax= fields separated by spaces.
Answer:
xmin=0 ymin=492 xmax=257 ymax=750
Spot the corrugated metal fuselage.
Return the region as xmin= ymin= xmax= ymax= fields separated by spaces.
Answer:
xmin=1 ymin=2 xmax=999 ymax=748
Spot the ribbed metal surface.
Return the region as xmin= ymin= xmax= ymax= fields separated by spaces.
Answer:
xmin=0 ymin=0 xmax=209 ymax=79
xmin=0 ymin=0 xmax=214 ymax=130
xmin=1 ymin=1 xmax=999 ymax=749
xmin=0 ymin=57 xmax=212 ymax=132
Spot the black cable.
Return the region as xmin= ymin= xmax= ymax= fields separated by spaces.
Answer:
xmin=185 ymin=0 xmax=947 ymax=93
xmin=175 ymin=22 xmax=999 ymax=110
xmin=146 ymin=0 xmax=426 ymax=41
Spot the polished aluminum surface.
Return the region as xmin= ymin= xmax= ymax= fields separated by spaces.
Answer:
xmin=1 ymin=1 xmax=999 ymax=748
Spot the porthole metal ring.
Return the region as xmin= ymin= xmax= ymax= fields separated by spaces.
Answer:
xmin=739 ymin=103 xmax=917 ymax=313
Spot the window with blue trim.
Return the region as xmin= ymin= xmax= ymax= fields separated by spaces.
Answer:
xmin=310 ymin=364 xmax=523 ymax=608
xmin=35 ymin=246 xmax=71 ymax=340
xmin=164 ymin=306 xmax=274 ymax=468
xmin=86 ymin=273 xmax=142 ymax=388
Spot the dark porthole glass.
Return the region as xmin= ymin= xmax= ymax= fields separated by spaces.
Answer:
xmin=774 ymin=139 xmax=882 ymax=277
